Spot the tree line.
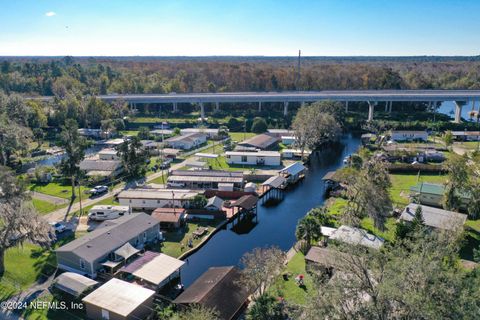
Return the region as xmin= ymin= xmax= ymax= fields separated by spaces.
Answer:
xmin=4 ymin=57 xmax=480 ymax=96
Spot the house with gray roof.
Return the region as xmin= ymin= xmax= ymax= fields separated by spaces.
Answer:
xmin=56 ymin=213 xmax=160 ymax=278
xmin=237 ymin=133 xmax=278 ymax=150
xmin=400 ymin=203 xmax=467 ymax=231
xmin=79 ymin=158 xmax=123 ymax=178
xmin=329 ymin=225 xmax=384 ymax=250
xmin=165 ymin=132 xmax=207 ymax=150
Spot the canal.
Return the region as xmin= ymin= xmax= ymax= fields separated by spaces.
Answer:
xmin=181 ymin=134 xmax=361 ymax=286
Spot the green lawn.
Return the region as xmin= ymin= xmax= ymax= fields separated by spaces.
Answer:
xmin=153 ymin=219 xmax=223 ymax=258
xmin=150 ymin=173 xmax=167 ymax=184
xmin=360 ymin=217 xmax=398 ymax=242
xmin=206 ymin=156 xmax=275 ymax=172
xmin=29 ymin=182 xmax=90 ymax=200
xmin=389 ymin=173 xmax=447 ymax=207
xmin=0 ymin=242 xmax=59 ymax=301
xmin=229 ymin=131 xmax=256 ymax=142
xmin=32 ymin=198 xmax=66 ymax=215
xmin=326 ymin=197 xmax=348 ymax=217
xmin=457 ymin=141 xmax=480 ymax=150
xmin=270 ymin=251 xmax=314 ymax=305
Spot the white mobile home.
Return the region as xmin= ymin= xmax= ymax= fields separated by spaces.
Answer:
xmin=165 ymin=133 xmax=207 ymax=150
xmin=117 ymin=188 xmax=200 ymax=210
xmin=225 ymin=151 xmax=281 ymax=166
xmin=391 ymin=130 xmax=428 ymax=142
xmin=181 ymin=128 xmax=221 ymax=139
xmin=98 ymin=148 xmax=119 ymax=161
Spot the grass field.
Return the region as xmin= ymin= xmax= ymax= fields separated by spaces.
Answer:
xmin=29 ymin=182 xmax=90 ymax=200
xmin=152 ymin=219 xmax=223 ymax=258
xmin=270 ymin=251 xmax=314 ymax=305
xmin=32 ymin=198 xmax=66 ymax=215
xmin=360 ymin=217 xmax=398 ymax=242
xmin=229 ymin=131 xmax=256 ymax=142
xmin=389 ymin=172 xmax=447 ymax=207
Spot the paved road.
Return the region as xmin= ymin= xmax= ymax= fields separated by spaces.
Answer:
xmin=30 ymin=90 xmax=480 ymax=103
xmin=43 ymin=158 xmax=191 ymax=222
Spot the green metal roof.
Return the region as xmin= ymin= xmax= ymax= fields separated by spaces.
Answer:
xmin=410 ymin=182 xmax=471 ymax=199
xmin=410 ymin=182 xmax=445 ymax=195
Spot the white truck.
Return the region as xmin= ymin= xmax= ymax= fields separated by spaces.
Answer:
xmin=88 ymin=205 xmax=130 ymax=221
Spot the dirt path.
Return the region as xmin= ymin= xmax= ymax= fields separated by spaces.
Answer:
xmin=31 ymin=192 xmax=69 ymax=205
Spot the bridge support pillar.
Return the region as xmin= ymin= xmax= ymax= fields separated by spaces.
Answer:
xmin=367 ymin=101 xmax=376 ymax=122
xmin=172 ymin=102 xmax=178 ymax=113
xmin=200 ymin=102 xmax=205 ymax=121
xmin=388 ymin=101 xmax=393 ymax=113
xmin=283 ymin=102 xmax=289 ymax=116
xmin=258 ymin=102 xmax=262 ymax=112
xmin=215 ymin=102 xmax=220 ymax=112
xmin=454 ymin=101 xmax=463 ymax=123
xmin=345 ymin=101 xmax=349 ymax=113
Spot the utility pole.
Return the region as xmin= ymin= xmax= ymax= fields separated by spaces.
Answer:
xmin=296 ymin=50 xmax=301 ymax=90
xmin=78 ymin=178 xmax=83 ymax=217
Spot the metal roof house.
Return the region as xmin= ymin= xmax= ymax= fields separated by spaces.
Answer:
xmin=82 ymin=278 xmax=155 ymax=320
xmin=165 ymin=132 xmax=207 ymax=150
xmin=410 ymin=182 xmax=470 ymax=209
xmin=56 ymin=213 xmax=160 ymax=278
xmin=167 ymin=170 xmax=245 ymax=190
xmin=117 ymin=188 xmax=200 ymax=210
xmin=79 ymin=158 xmax=123 ymax=178
xmin=237 ymin=133 xmax=278 ymax=150
xmin=390 ymin=130 xmax=428 ymax=142
xmin=329 ymin=225 xmax=384 ymax=250
xmin=174 ymin=266 xmax=250 ymax=320
xmin=400 ymin=203 xmax=467 ymax=231
xmin=225 ymin=151 xmax=281 ymax=166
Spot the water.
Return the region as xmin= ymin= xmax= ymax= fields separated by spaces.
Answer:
xmin=438 ymin=101 xmax=478 ymax=122
xmin=27 ymin=145 xmax=103 ymax=168
xmin=181 ymin=134 xmax=361 ymax=286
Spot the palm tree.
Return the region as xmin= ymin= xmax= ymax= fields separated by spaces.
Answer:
xmin=296 ymin=214 xmax=322 ymax=251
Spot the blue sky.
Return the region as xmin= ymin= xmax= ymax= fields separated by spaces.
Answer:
xmin=1 ymin=0 xmax=479 ymax=56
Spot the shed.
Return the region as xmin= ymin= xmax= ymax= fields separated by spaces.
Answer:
xmin=244 ymin=182 xmax=257 ymax=193
xmin=205 ymin=196 xmax=225 ymax=211
xmin=174 ymin=266 xmax=250 ymax=320
xmin=53 ymin=272 xmax=98 ymax=298
xmin=152 ymin=207 xmax=186 ymax=229
xmin=82 ymin=278 xmax=155 ymax=320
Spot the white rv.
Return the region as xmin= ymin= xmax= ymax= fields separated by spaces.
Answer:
xmin=88 ymin=205 xmax=130 ymax=221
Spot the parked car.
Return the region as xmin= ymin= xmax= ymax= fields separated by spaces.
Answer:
xmin=167 ymin=182 xmax=186 ymax=188
xmin=88 ymin=205 xmax=130 ymax=221
xmin=89 ymin=185 xmax=108 ymax=196
xmin=50 ymin=221 xmax=66 ymax=233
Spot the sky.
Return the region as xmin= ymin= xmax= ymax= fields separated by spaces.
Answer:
xmin=1 ymin=0 xmax=480 ymax=56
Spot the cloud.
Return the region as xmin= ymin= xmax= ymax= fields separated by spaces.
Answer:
xmin=45 ymin=11 xmax=56 ymax=17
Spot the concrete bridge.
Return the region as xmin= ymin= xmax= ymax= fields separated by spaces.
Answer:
xmin=33 ymin=90 xmax=480 ymax=123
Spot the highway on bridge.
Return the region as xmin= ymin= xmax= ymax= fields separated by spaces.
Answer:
xmin=31 ymin=90 xmax=480 ymax=122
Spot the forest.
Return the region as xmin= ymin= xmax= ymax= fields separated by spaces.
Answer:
xmin=2 ymin=56 xmax=480 ymax=96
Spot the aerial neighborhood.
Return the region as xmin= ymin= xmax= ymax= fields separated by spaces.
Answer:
xmin=3 ymin=2 xmax=480 ymax=319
